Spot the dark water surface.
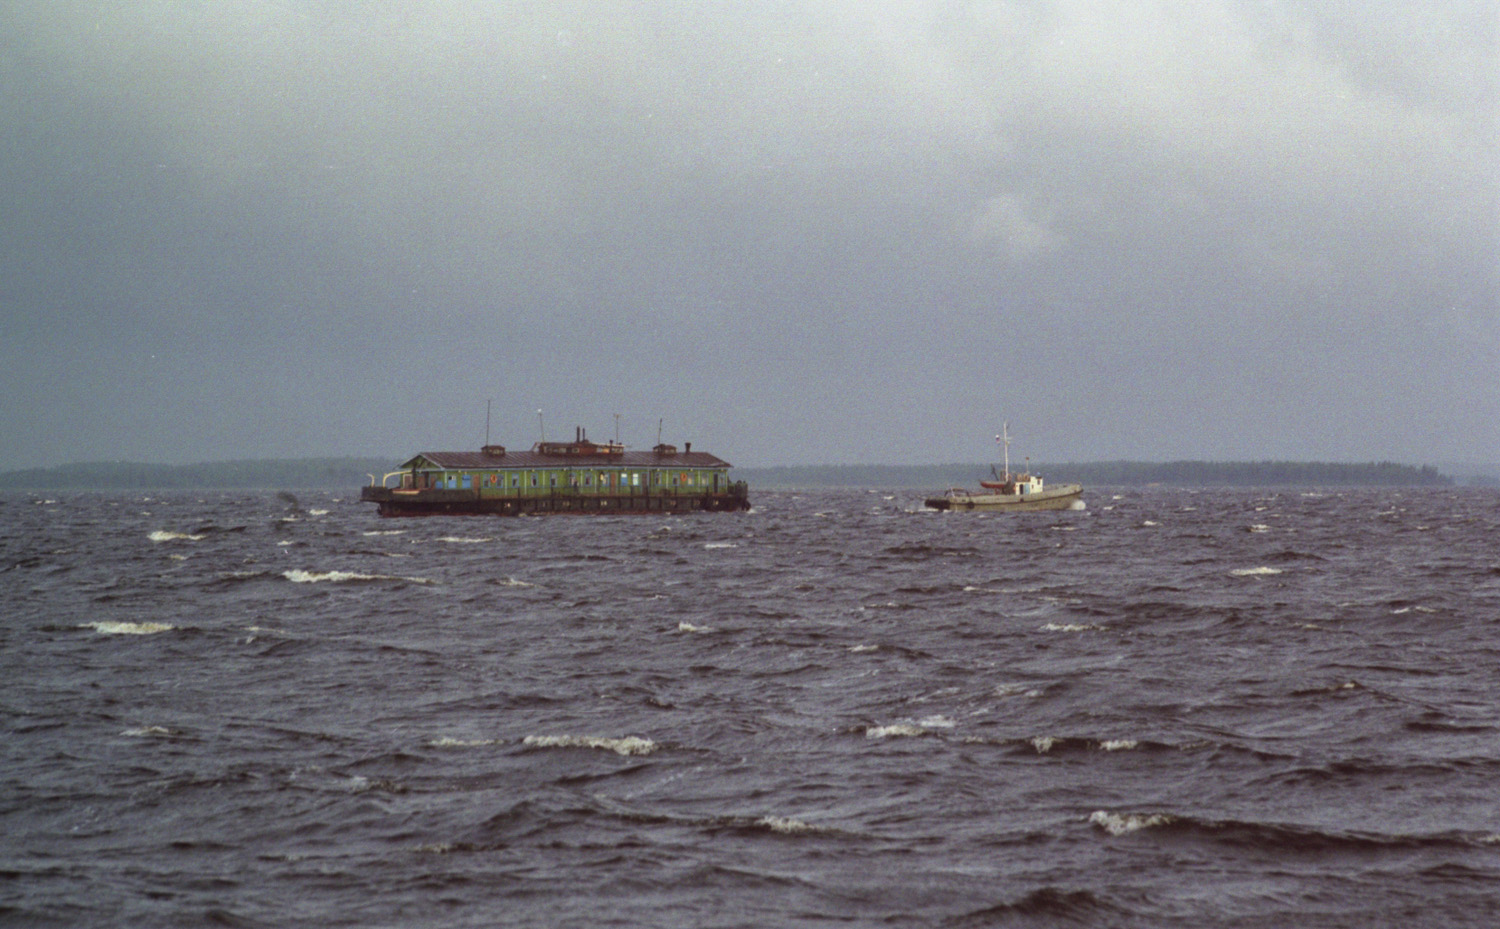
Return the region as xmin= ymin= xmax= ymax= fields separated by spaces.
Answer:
xmin=3 ymin=487 xmax=1499 ymax=927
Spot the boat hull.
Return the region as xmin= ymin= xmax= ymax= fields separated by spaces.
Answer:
xmin=925 ymin=484 xmax=1083 ymax=512
xmin=360 ymin=485 xmax=750 ymax=517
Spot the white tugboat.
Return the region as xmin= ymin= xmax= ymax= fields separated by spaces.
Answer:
xmin=924 ymin=425 xmax=1082 ymax=512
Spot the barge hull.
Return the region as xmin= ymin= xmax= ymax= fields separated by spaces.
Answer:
xmin=361 ymin=486 xmax=749 ymax=517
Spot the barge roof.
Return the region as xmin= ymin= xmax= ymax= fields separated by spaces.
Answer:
xmin=402 ymin=450 xmax=733 ymax=470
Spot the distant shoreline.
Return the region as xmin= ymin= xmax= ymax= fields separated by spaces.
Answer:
xmin=737 ymin=461 xmax=1459 ymax=489
xmin=0 ymin=457 xmax=1478 ymax=490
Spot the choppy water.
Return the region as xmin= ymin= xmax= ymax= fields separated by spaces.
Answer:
xmin=3 ymin=486 xmax=1500 ymax=927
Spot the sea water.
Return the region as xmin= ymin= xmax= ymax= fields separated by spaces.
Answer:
xmin=3 ymin=487 xmax=1499 ymax=927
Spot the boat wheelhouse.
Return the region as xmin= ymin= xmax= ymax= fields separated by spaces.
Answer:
xmin=360 ymin=428 xmax=749 ymax=516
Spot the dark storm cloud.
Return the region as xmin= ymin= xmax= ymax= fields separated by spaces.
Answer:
xmin=1 ymin=1 xmax=1495 ymax=467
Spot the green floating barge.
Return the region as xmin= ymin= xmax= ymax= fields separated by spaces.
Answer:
xmin=360 ymin=428 xmax=749 ymax=517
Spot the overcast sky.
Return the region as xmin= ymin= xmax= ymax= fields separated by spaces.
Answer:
xmin=2 ymin=1 xmax=1495 ymax=468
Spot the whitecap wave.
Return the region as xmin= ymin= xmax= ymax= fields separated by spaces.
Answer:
xmin=82 ymin=621 xmax=174 ymax=635
xmin=149 ymin=530 xmax=203 ymax=543
xmin=704 ymin=542 xmax=738 ymax=549
xmin=1031 ymin=735 xmax=1058 ymax=753
xmin=1230 ymin=567 xmax=1282 ymax=576
xmin=437 ymin=536 xmax=492 ymax=544
xmin=429 ymin=736 xmax=501 ymax=748
xmin=1099 ymin=739 xmax=1139 ymax=751
xmin=677 ymin=621 xmax=713 ymax=633
xmin=282 ymin=569 xmax=433 ymax=584
xmin=121 ymin=725 xmax=173 ymax=737
xmin=866 ymin=723 xmax=929 ymax=739
xmin=756 ymin=815 xmax=814 ymax=834
xmin=1041 ymin=622 xmax=1104 ymax=632
xmin=1089 ymin=810 xmax=1174 ymax=835
xmin=522 ymin=734 xmax=657 ymax=756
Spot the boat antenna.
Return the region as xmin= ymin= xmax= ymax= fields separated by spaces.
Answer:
xmin=537 ymin=409 xmax=546 ymax=442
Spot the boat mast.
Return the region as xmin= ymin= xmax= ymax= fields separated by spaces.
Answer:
xmin=1000 ymin=423 xmax=1010 ymax=481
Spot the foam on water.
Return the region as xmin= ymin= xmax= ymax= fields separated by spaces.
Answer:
xmin=282 ymin=569 xmax=433 ymax=584
xmin=121 ymin=725 xmax=173 ymax=737
xmin=522 ymin=734 xmax=658 ymax=756
xmin=1230 ymin=566 xmax=1283 ymax=576
xmin=1089 ymin=810 xmax=1175 ymax=835
xmin=82 ymin=621 xmax=174 ymax=635
xmin=149 ymin=530 xmax=203 ymax=543
xmin=756 ymin=815 xmax=815 ymax=834
xmin=866 ymin=723 xmax=929 ymax=739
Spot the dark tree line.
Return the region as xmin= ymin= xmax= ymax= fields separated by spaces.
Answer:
xmin=0 ymin=457 xmax=1454 ymax=490
xmin=0 ymin=458 xmax=397 ymax=490
xmin=735 ymin=460 xmax=1452 ymax=489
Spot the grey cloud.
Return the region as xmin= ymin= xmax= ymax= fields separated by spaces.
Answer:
xmin=1 ymin=1 xmax=1494 ymax=467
